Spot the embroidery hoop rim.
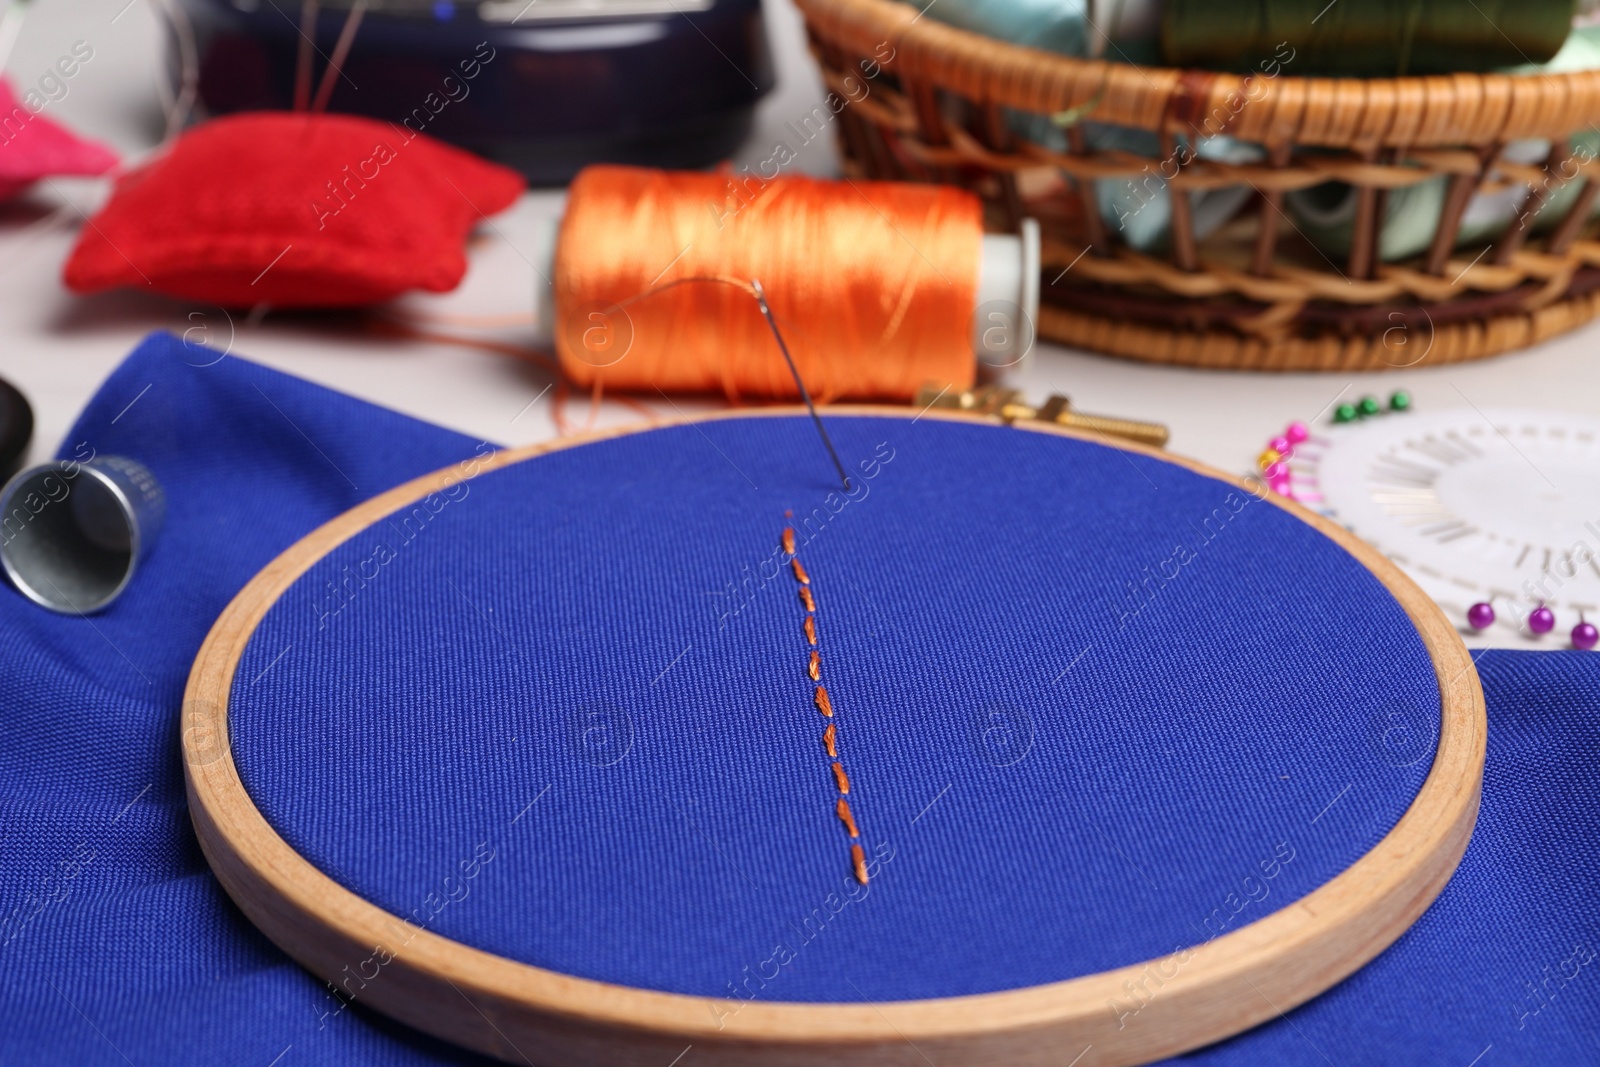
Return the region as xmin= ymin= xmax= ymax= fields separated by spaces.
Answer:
xmin=183 ymin=406 xmax=1485 ymax=1067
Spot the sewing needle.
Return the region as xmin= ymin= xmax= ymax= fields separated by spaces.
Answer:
xmin=750 ymin=278 xmax=851 ymax=491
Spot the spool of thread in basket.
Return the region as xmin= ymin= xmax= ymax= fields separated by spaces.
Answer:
xmin=920 ymin=0 xmax=1161 ymax=62
xmin=919 ymin=0 xmax=1258 ymax=255
xmin=533 ymin=166 xmax=1040 ymax=403
xmin=1287 ymin=25 xmax=1600 ymax=262
xmin=1161 ymin=0 xmax=1574 ymax=76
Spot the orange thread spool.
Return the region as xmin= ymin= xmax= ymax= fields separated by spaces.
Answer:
xmin=552 ymin=165 xmax=984 ymax=403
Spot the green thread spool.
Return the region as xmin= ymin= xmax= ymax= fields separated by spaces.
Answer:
xmin=1161 ymin=0 xmax=1574 ymax=76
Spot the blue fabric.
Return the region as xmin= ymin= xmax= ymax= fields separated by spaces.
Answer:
xmin=230 ymin=414 xmax=1439 ymax=1002
xmin=0 ymin=333 xmax=1593 ymax=1065
xmin=1171 ymin=650 xmax=1600 ymax=1065
xmin=0 ymin=333 xmax=492 ymax=1065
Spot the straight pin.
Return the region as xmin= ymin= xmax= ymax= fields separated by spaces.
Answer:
xmin=311 ymin=0 xmax=367 ymax=113
xmin=293 ymin=0 xmax=320 ymax=111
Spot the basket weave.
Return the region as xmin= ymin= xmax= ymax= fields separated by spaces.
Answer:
xmin=793 ymin=0 xmax=1600 ymax=370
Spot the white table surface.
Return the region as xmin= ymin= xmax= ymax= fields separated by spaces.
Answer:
xmin=4 ymin=0 xmax=1597 ymax=650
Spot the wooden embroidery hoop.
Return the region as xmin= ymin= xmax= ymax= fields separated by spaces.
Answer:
xmin=183 ymin=407 xmax=1486 ymax=1067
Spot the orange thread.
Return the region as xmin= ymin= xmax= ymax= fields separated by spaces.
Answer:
xmin=363 ymin=319 xmax=661 ymax=438
xmin=836 ymin=799 xmax=861 ymax=839
xmin=552 ymin=166 xmax=982 ymax=404
xmin=785 ymin=524 xmax=869 ymax=885
xmin=814 ymin=686 xmax=834 ymax=718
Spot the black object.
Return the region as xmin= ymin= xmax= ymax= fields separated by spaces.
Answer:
xmin=0 ymin=376 xmax=32 ymax=482
xmin=172 ymin=0 xmax=775 ymax=185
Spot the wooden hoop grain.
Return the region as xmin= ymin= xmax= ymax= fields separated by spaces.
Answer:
xmin=183 ymin=408 xmax=1486 ymax=1067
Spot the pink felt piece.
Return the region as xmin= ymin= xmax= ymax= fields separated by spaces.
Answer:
xmin=0 ymin=78 xmax=119 ymax=199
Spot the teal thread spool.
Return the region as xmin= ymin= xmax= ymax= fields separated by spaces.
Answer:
xmin=1286 ymin=26 xmax=1600 ymax=264
xmin=921 ymin=0 xmax=1258 ymax=254
xmin=918 ymin=0 xmax=1591 ymax=265
xmin=1161 ymin=0 xmax=1574 ymax=76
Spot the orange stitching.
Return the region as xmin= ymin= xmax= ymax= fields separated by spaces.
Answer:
xmin=788 ymin=524 xmax=868 ymax=884
xmin=836 ymin=798 xmax=860 ymax=838
xmin=832 ymin=762 xmax=851 ymax=794
xmin=814 ymin=686 xmax=834 ymax=718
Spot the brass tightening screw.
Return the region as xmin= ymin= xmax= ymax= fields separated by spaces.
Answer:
xmin=915 ymin=385 xmax=1170 ymax=449
xmin=1034 ymin=396 xmax=1170 ymax=448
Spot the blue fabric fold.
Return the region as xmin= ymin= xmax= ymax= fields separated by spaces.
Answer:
xmin=1 ymin=332 xmax=1594 ymax=1064
xmin=0 ymin=332 xmax=492 ymax=1065
xmin=1168 ymin=649 xmax=1600 ymax=1065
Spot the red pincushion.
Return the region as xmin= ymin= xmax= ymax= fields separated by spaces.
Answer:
xmin=0 ymin=78 xmax=119 ymax=200
xmin=63 ymin=111 xmax=524 ymax=308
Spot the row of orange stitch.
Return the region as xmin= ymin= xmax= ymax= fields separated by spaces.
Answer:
xmin=784 ymin=523 xmax=868 ymax=886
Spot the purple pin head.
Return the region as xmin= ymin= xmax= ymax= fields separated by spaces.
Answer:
xmin=1529 ymin=605 xmax=1557 ymax=635
xmin=1466 ymin=602 xmax=1495 ymax=630
xmin=1574 ymin=621 xmax=1599 ymax=651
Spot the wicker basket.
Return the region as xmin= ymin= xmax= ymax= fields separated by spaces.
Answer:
xmin=793 ymin=0 xmax=1600 ymax=370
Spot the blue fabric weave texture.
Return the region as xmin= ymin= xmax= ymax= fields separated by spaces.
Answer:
xmin=1173 ymin=651 xmax=1600 ymax=1065
xmin=0 ymin=333 xmax=494 ymax=1065
xmin=230 ymin=411 xmax=1439 ymax=1002
xmin=0 ymin=332 xmax=1591 ymax=1065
